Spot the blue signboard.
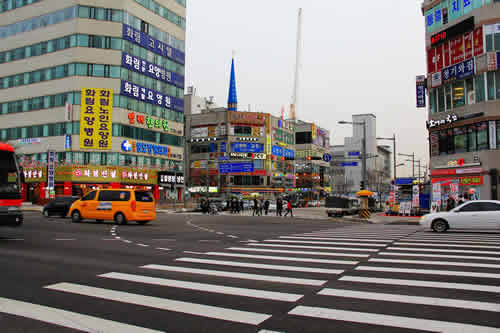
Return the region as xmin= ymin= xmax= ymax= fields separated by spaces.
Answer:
xmin=348 ymin=151 xmax=360 ymax=157
xmin=122 ymin=24 xmax=185 ymax=65
xmin=395 ymin=177 xmax=416 ymax=186
xmin=284 ymin=149 xmax=294 ymax=159
xmin=272 ymin=145 xmax=283 ymax=156
xmin=457 ymin=58 xmax=474 ymax=80
xmin=230 ymin=142 xmax=264 ymax=153
xmin=219 ymin=162 xmax=254 ymax=174
xmin=64 ymin=134 xmax=71 ymax=150
xmin=416 ymin=83 xmax=426 ymax=108
xmin=323 ymin=153 xmax=332 ymax=162
xmin=120 ymin=80 xmax=184 ymax=113
xmin=442 ymin=65 xmax=457 ymax=83
xmin=220 ymin=142 xmax=226 ymax=153
xmin=340 ymin=162 xmax=358 ymax=167
xmin=122 ymin=52 xmax=184 ymax=88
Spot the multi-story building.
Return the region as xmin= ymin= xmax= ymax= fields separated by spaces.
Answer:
xmin=0 ymin=0 xmax=186 ymax=202
xmin=294 ymin=120 xmax=331 ymax=201
xmin=330 ymin=114 xmax=392 ymax=199
xmin=185 ymin=107 xmax=296 ymax=199
xmin=422 ymin=0 xmax=500 ymax=203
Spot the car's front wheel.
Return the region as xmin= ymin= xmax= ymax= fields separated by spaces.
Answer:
xmin=432 ymin=219 xmax=449 ymax=232
xmin=43 ymin=209 xmax=49 ymax=217
xmin=71 ymin=210 xmax=81 ymax=223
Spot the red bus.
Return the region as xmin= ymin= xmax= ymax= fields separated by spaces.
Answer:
xmin=0 ymin=143 xmax=23 ymax=226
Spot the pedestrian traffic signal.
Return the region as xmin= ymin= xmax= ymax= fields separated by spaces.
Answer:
xmin=360 ymin=181 xmax=365 ymax=190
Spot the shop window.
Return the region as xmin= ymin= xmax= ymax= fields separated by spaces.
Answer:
xmin=437 ymin=87 xmax=445 ymax=112
xmin=454 ymin=127 xmax=467 ymax=153
xmin=486 ymin=34 xmax=493 ymax=52
xmin=497 ymin=121 xmax=500 ymax=149
xmin=466 ymin=78 xmax=474 ymax=104
xmin=477 ymin=122 xmax=489 ymax=150
xmin=487 ymin=72 xmax=495 ymax=100
xmin=467 ymin=124 xmax=477 ymax=152
xmin=475 ymin=74 xmax=485 ymax=103
xmin=452 ymin=81 xmax=465 ymax=108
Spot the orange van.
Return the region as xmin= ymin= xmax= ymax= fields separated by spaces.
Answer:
xmin=69 ymin=189 xmax=156 ymax=224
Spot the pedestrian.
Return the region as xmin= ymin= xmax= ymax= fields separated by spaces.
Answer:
xmin=252 ymin=197 xmax=258 ymax=216
xmin=264 ymin=199 xmax=270 ymax=215
xmin=240 ymin=200 xmax=244 ymax=212
xmin=284 ymin=200 xmax=293 ymax=217
xmin=446 ymin=196 xmax=455 ymax=211
xmin=276 ymin=198 xmax=283 ymax=216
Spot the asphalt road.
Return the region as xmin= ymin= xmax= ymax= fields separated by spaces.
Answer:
xmin=0 ymin=211 xmax=499 ymax=332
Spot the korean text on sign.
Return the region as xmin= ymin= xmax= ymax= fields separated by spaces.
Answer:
xmin=80 ymin=88 xmax=113 ymax=150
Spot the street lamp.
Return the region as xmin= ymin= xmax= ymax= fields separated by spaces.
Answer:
xmin=338 ymin=120 xmax=367 ymax=190
xmin=376 ymin=134 xmax=396 ymax=184
xmin=398 ymin=152 xmax=415 ymax=178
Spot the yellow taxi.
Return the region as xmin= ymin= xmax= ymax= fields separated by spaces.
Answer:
xmin=69 ymin=189 xmax=156 ymax=224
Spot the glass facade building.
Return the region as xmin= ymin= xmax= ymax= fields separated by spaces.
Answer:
xmin=0 ymin=0 xmax=186 ymax=201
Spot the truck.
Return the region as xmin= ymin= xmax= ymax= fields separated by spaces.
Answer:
xmin=325 ymin=195 xmax=360 ymax=217
xmin=0 ymin=143 xmax=23 ymax=226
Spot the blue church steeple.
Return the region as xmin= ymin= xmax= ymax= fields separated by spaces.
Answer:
xmin=227 ymin=56 xmax=238 ymax=111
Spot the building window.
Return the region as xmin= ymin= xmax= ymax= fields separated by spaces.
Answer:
xmin=487 ymin=72 xmax=495 ymax=100
xmin=445 ymin=84 xmax=452 ymax=110
xmin=466 ymin=78 xmax=474 ymax=104
xmin=454 ymin=127 xmax=467 ymax=153
xmin=467 ymin=124 xmax=477 ymax=152
xmin=437 ymin=87 xmax=445 ymax=112
xmin=452 ymin=81 xmax=465 ymax=108
xmin=429 ymin=89 xmax=436 ymax=114
xmin=477 ymin=122 xmax=489 ymax=150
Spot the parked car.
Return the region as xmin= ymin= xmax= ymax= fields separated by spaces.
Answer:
xmin=42 ymin=196 xmax=80 ymax=218
xmin=419 ymin=200 xmax=500 ymax=232
xmin=69 ymin=189 xmax=155 ymax=225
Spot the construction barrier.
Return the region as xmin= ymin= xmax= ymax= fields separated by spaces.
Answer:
xmin=359 ymin=209 xmax=371 ymax=219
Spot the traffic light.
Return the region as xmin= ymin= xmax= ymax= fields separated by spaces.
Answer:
xmin=307 ymin=156 xmax=311 ymax=161
xmin=360 ymin=181 xmax=365 ymax=190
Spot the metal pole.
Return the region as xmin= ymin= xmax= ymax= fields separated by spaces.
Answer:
xmin=417 ymin=160 xmax=421 ymax=183
xmin=412 ymin=153 xmax=415 ymax=179
xmin=393 ymin=133 xmax=396 ymax=183
xmin=362 ymin=121 xmax=367 ymax=189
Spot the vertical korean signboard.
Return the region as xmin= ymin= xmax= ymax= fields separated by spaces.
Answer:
xmin=47 ymin=151 xmax=55 ymax=199
xmin=80 ymin=88 xmax=113 ymax=150
xmin=416 ymin=75 xmax=426 ymax=108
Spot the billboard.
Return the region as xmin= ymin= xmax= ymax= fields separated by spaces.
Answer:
xmin=80 ymin=88 xmax=113 ymax=150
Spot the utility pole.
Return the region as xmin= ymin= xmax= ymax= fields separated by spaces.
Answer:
xmin=398 ymin=152 xmax=415 ymax=179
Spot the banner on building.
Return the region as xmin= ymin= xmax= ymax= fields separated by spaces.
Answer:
xmin=80 ymin=88 xmax=113 ymax=150
xmin=412 ymin=185 xmax=420 ymax=208
xmin=416 ymin=75 xmax=426 ymax=108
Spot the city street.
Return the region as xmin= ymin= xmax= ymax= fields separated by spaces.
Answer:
xmin=0 ymin=212 xmax=499 ymax=332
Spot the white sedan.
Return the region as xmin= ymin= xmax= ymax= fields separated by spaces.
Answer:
xmin=419 ymin=200 xmax=500 ymax=232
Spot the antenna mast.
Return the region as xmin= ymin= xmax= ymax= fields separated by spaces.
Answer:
xmin=290 ymin=8 xmax=302 ymax=121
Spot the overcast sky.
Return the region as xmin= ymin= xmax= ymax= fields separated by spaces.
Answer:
xmin=185 ymin=0 xmax=428 ymax=178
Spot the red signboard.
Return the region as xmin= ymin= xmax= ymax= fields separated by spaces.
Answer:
xmin=443 ymin=41 xmax=451 ymax=67
xmin=431 ymin=167 xmax=483 ymax=176
xmin=464 ymin=32 xmax=473 ymax=60
xmin=473 ymin=26 xmax=484 ymax=56
xmin=427 ymin=48 xmax=436 ymax=74
xmin=254 ymin=170 xmax=267 ymax=176
xmin=432 ymin=176 xmax=483 ymax=186
xmin=435 ymin=44 xmax=444 ymax=72
xmin=452 ymin=36 xmax=464 ymax=65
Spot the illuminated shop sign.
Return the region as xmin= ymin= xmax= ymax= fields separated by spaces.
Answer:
xmin=23 ymin=167 xmax=46 ymax=183
xmin=430 ymin=17 xmax=474 ymax=47
xmin=432 ymin=176 xmax=483 ymax=186
xmin=128 ymin=112 xmax=169 ymax=131
xmin=121 ymin=140 xmax=169 ymax=156
xmin=120 ymin=80 xmax=184 ymax=113
xmin=230 ymin=152 xmax=251 ymax=158
xmin=427 ymin=114 xmax=458 ymax=128
xmin=228 ymin=111 xmax=265 ymax=125
xmin=230 ymin=142 xmax=264 ymax=153
xmin=416 ymin=75 xmax=426 ymax=108
xmin=80 ymin=88 xmax=113 ymax=150
xmin=158 ymin=171 xmax=184 ymax=186
xmin=219 ymin=162 xmax=254 ymax=174
xmin=122 ymin=52 xmax=184 ymax=88
xmin=122 ymin=24 xmax=185 ymax=65
xmin=272 ymin=145 xmax=283 ymax=156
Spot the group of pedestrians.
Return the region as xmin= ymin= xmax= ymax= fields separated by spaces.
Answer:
xmin=228 ymin=198 xmax=244 ymax=214
xmin=252 ymin=197 xmax=293 ymax=217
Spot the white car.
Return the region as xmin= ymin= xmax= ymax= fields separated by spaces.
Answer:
xmin=419 ymin=200 xmax=500 ymax=232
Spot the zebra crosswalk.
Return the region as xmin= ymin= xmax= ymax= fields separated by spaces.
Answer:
xmin=3 ymin=224 xmax=500 ymax=332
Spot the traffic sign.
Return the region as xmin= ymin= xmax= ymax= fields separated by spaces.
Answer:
xmin=340 ymin=162 xmax=358 ymax=167
xmin=322 ymin=153 xmax=332 ymax=162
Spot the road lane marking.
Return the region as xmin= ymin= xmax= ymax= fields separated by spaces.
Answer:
xmin=227 ymin=247 xmax=370 ymax=258
xmin=184 ymin=251 xmax=205 ymax=255
xmin=250 ymin=243 xmax=379 ymax=252
xmin=288 ymin=306 xmax=500 ymax=333
xmin=228 ymin=235 xmax=238 ymax=239
xmin=175 ymin=257 xmax=344 ymax=275
xmin=156 ymin=247 xmax=171 ymax=251
xmin=102 ymin=238 xmax=118 ymax=241
xmin=318 ymin=288 xmax=500 ymax=312
xmin=394 ymin=242 xmax=500 ymax=250
xmin=137 ymin=244 xmax=150 ymax=247
xmin=355 ymin=266 xmax=500 ymax=279
xmin=339 ymin=276 xmax=500 ymax=293
xmin=387 ymin=247 xmax=500 ymax=255
xmin=123 ymin=240 xmax=132 ymax=244
xmin=54 ymin=238 xmax=75 ymax=241
xmin=369 ymin=258 xmax=500 ymax=269
xmin=263 ymin=240 xmax=387 ymax=247
xmin=204 ymin=252 xmax=359 ymax=265
xmin=199 ymin=240 xmax=220 ymax=243
xmin=99 ymin=272 xmax=302 ymax=302
xmin=281 ymin=236 xmax=391 ymax=243
xmin=378 ymin=252 xmax=500 ymax=261
xmin=1 ymin=238 xmax=24 ymax=241
xmin=0 ymin=296 xmax=162 ymax=333
xmin=142 ymin=265 xmax=326 ymax=286
xmin=45 ymin=283 xmax=270 ymax=325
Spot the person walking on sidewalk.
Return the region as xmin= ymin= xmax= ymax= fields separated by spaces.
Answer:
xmin=252 ymin=198 xmax=258 ymax=216
xmin=284 ymin=200 xmax=293 ymax=217
xmin=264 ymin=199 xmax=270 ymax=215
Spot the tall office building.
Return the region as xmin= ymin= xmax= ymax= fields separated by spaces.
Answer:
xmin=423 ymin=0 xmax=500 ymax=202
xmin=0 ymin=0 xmax=186 ymax=202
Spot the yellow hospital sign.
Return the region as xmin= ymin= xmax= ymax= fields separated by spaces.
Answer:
xmin=80 ymin=88 xmax=113 ymax=150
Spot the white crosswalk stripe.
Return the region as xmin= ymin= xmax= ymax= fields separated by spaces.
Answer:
xmin=227 ymin=247 xmax=370 ymax=258
xmin=279 ymin=236 xmax=391 ymax=243
xmin=394 ymin=242 xmax=500 ymax=249
xmin=388 ymin=246 xmax=500 ymax=255
xmin=355 ymin=266 xmax=500 ymax=279
xmin=45 ymin=283 xmax=271 ymax=325
xmin=250 ymin=243 xmax=380 ymax=252
xmin=263 ymin=239 xmax=387 ymax=247
xmin=202 ymin=251 xmax=359 ymax=265
xmin=378 ymin=251 xmax=500 ymax=261
xmin=368 ymin=258 xmax=500 ymax=269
